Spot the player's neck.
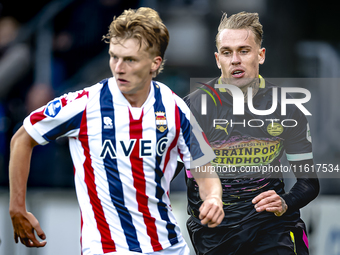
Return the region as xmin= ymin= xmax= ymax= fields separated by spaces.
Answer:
xmin=124 ymin=85 xmax=151 ymax=108
xmin=221 ymin=77 xmax=260 ymax=101
xmin=241 ymin=79 xmax=260 ymax=101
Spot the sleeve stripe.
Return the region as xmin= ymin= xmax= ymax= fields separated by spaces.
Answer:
xmin=42 ymin=111 xmax=84 ymax=141
xmin=30 ymin=108 xmax=47 ymax=125
xmin=286 ymin=152 xmax=313 ymax=161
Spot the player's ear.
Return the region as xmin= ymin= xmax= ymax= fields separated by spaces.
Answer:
xmin=151 ymin=56 xmax=162 ymax=73
xmin=215 ymin=52 xmax=221 ymax=69
xmin=259 ymin=47 xmax=266 ymax=65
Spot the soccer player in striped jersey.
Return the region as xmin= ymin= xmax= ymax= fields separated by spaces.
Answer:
xmin=9 ymin=7 xmax=224 ymax=255
xmin=185 ymin=12 xmax=319 ymax=255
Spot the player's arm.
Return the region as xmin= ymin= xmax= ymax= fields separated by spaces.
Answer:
xmin=190 ymin=163 xmax=224 ymax=227
xmin=253 ymin=102 xmax=319 ymax=216
xmin=281 ymin=159 xmax=319 ymax=213
xmin=174 ymin=92 xmax=224 ymax=226
xmin=9 ymin=126 xmax=47 ymax=247
xmin=252 ymin=159 xmax=319 ymax=216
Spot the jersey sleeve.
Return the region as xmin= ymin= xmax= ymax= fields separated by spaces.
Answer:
xmin=173 ymin=94 xmax=216 ymax=169
xmin=183 ymin=90 xmax=214 ymax=139
xmin=23 ymin=89 xmax=90 ymax=145
xmin=281 ymin=97 xmax=319 ymax=211
xmin=283 ymin=104 xmax=313 ymax=162
xmin=281 ymin=160 xmax=320 ymax=212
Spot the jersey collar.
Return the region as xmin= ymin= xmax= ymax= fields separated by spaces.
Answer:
xmin=217 ymin=75 xmax=265 ymax=92
xmin=213 ymin=75 xmax=267 ymax=105
xmin=109 ymin=77 xmax=155 ymax=110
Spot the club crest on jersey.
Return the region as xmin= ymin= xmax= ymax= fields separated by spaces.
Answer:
xmin=267 ymin=122 xmax=284 ymax=136
xmin=155 ymin=111 xmax=167 ymax=132
xmin=44 ymin=99 xmax=62 ymax=118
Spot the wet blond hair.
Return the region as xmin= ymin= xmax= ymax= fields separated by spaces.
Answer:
xmin=216 ymin=11 xmax=263 ymax=48
xmin=103 ymin=7 xmax=169 ymax=77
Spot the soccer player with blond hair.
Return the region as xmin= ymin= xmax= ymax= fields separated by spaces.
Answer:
xmin=185 ymin=11 xmax=319 ymax=255
xmin=9 ymin=7 xmax=224 ymax=255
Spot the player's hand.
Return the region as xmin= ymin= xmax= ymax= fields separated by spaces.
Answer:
xmin=10 ymin=211 xmax=47 ymax=247
xmin=252 ymin=190 xmax=288 ymax=217
xmin=199 ymin=195 xmax=224 ymax=228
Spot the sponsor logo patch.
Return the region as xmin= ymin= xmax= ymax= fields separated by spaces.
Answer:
xmin=44 ymin=99 xmax=62 ymax=118
xmin=215 ymin=123 xmax=229 ymax=135
xmin=103 ymin=117 xmax=113 ymax=129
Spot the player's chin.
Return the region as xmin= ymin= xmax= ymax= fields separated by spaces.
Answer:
xmin=118 ymin=86 xmax=134 ymax=95
xmin=231 ymin=78 xmax=253 ymax=88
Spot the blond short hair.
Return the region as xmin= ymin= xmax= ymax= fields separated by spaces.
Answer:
xmin=103 ymin=7 xmax=169 ymax=77
xmin=216 ymin=11 xmax=263 ymax=48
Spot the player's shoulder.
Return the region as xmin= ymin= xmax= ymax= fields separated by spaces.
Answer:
xmin=61 ymin=78 xmax=110 ymax=104
xmin=153 ymin=80 xmax=190 ymax=111
xmin=260 ymin=79 xmax=307 ymax=118
xmin=260 ymin=79 xmax=295 ymax=97
xmin=153 ymin=80 xmax=180 ymax=100
xmin=153 ymin=80 xmax=173 ymax=94
xmin=69 ymin=78 xmax=108 ymax=94
xmin=82 ymin=77 xmax=112 ymax=96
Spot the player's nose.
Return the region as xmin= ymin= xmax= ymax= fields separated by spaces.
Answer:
xmin=231 ymin=53 xmax=241 ymax=65
xmin=115 ymin=59 xmax=125 ymax=73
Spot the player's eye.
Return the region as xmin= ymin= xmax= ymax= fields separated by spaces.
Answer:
xmin=110 ymin=54 xmax=118 ymax=60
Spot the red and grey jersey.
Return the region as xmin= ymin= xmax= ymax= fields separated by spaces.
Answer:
xmin=24 ymin=77 xmax=214 ymax=254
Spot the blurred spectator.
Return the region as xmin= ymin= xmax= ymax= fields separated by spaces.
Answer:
xmin=52 ymin=0 xmax=139 ymax=90
xmin=25 ymin=83 xmax=54 ymax=114
xmin=0 ymin=17 xmax=31 ymax=185
xmin=0 ymin=16 xmax=30 ymax=100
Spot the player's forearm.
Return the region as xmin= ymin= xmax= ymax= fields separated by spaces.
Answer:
xmin=198 ymin=177 xmax=222 ymax=202
xmin=9 ymin=126 xmax=36 ymax=215
xmin=190 ymin=163 xmax=222 ymax=201
xmin=281 ymin=178 xmax=319 ymax=212
xmin=281 ymin=159 xmax=320 ymax=212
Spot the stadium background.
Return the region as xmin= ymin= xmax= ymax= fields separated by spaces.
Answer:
xmin=0 ymin=0 xmax=339 ymax=254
